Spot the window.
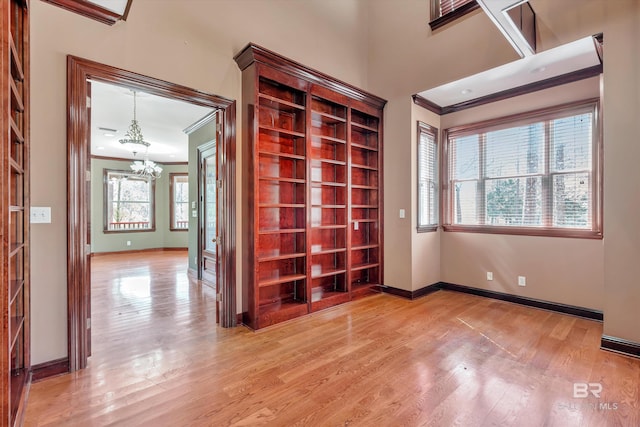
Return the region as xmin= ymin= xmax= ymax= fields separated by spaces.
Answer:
xmin=429 ymin=0 xmax=479 ymax=31
xmin=418 ymin=122 xmax=439 ymax=231
xmin=170 ymin=173 xmax=189 ymax=231
xmin=442 ymin=99 xmax=601 ymax=238
xmin=104 ymin=170 xmax=155 ymax=232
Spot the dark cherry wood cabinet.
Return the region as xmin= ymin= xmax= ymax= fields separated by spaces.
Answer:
xmin=235 ymin=44 xmax=385 ymax=329
xmin=1 ymin=0 xmax=31 ymax=424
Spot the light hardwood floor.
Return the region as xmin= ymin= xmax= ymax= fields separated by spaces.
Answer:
xmin=25 ymin=251 xmax=640 ymax=426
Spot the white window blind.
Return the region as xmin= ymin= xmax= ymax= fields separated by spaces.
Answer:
xmin=418 ymin=122 xmax=438 ymax=230
xmin=434 ymin=0 xmax=475 ymax=18
xmin=443 ymin=100 xmax=600 ymax=237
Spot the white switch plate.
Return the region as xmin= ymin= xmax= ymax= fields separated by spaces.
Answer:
xmin=31 ymin=206 xmax=51 ymax=223
xmin=192 ymin=210 xmax=198 ymax=217
xmin=192 ymin=201 xmax=196 ymax=209
xmin=399 ymin=209 xmax=406 ymax=219
xmin=518 ymin=276 xmax=526 ymax=286
xmin=487 ymin=272 xmax=493 ymax=281
xmin=354 ymin=221 xmax=359 ymax=230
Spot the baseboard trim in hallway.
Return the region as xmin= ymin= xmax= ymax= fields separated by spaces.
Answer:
xmin=31 ymin=357 xmax=70 ymax=382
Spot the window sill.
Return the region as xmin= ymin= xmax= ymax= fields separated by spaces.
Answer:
xmin=169 ymin=228 xmax=189 ymax=232
xmin=417 ymin=225 xmax=438 ymax=233
xmin=429 ymin=2 xmax=481 ymax=31
xmin=103 ymin=228 xmax=156 ymax=234
xmin=442 ymin=224 xmax=603 ymax=239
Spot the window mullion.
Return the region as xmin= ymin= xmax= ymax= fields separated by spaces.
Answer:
xmin=543 ymin=120 xmax=552 ymax=227
xmin=478 ymin=133 xmax=486 ymax=225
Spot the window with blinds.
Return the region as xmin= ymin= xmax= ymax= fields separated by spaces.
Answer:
xmin=442 ymin=99 xmax=602 ymax=238
xmin=418 ymin=122 xmax=439 ymax=231
xmin=430 ymin=0 xmax=478 ymax=29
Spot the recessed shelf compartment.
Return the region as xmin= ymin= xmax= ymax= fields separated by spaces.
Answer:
xmin=9 ymin=280 xmax=23 ymax=306
xmin=310 ymin=135 xmax=346 ymax=162
xmin=310 ymin=160 xmax=346 ymax=184
xmin=351 ymin=109 xmax=379 ymax=132
xmin=351 ymin=146 xmax=378 ymax=169
xmin=10 ymin=118 xmax=24 ymax=144
xmin=311 ymin=251 xmax=346 ymax=278
xmin=9 ymin=35 xmax=25 ymax=82
xmin=311 ymin=273 xmax=350 ymax=311
xmin=352 ymin=221 xmax=379 ymax=247
xmin=258 ymin=257 xmax=307 ymax=286
xmin=259 ymin=127 xmax=305 ymax=156
xmin=259 ymin=179 xmax=305 ymax=206
xmin=311 ymin=185 xmax=346 ymax=206
xmin=259 ymin=97 xmax=305 ymax=134
xmin=311 ymin=227 xmax=346 ymax=253
xmin=259 ymin=206 xmax=306 ymax=232
xmin=259 ymin=153 xmax=305 ymax=181
xmin=9 ymin=316 xmax=24 ymax=351
xmin=310 ymin=206 xmax=346 ymax=227
xmin=259 ymin=93 xmax=305 ymax=113
xmin=351 ymin=168 xmax=378 ymax=188
xmin=352 ymin=188 xmax=378 ymax=207
xmin=259 ymin=77 xmax=305 ymax=108
xmin=10 ymin=78 xmax=24 ymax=112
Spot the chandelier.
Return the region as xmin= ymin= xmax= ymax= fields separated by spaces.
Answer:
xmin=119 ymin=90 xmax=162 ymax=179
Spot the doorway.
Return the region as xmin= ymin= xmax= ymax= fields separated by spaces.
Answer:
xmin=67 ymin=56 xmax=237 ymax=372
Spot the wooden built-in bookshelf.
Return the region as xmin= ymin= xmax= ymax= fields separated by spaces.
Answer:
xmin=2 ymin=0 xmax=31 ymax=424
xmin=235 ymin=44 xmax=386 ymax=329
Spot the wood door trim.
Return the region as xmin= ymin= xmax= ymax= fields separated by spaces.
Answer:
xmin=67 ymin=55 xmax=237 ymax=372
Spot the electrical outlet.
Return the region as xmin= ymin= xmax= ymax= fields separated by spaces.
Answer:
xmin=518 ymin=276 xmax=526 ymax=287
xmin=399 ymin=209 xmax=406 ymax=219
xmin=487 ymin=272 xmax=493 ymax=281
xmin=126 ymin=241 xmax=132 ymax=246
xmin=354 ymin=221 xmax=359 ymax=230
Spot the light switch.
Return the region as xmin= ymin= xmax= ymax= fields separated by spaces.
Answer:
xmin=31 ymin=206 xmax=52 ymax=224
xmin=399 ymin=209 xmax=406 ymax=219
xmin=192 ymin=210 xmax=198 ymax=217
xmin=191 ymin=201 xmax=197 ymax=209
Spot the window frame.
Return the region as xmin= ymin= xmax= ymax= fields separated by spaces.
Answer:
xmin=441 ymin=98 xmax=602 ymax=239
xmin=429 ymin=0 xmax=480 ymax=31
xmin=169 ymin=172 xmax=189 ymax=232
xmin=103 ymin=169 xmax=156 ymax=233
xmin=417 ymin=122 xmax=439 ymax=232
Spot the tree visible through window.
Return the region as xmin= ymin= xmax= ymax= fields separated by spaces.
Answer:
xmin=170 ymin=173 xmax=189 ymax=231
xmin=443 ymin=99 xmax=601 ymax=238
xmin=417 ymin=122 xmax=438 ymax=231
xmin=104 ymin=170 xmax=155 ymax=232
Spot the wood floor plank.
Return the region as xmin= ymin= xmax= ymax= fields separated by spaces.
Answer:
xmin=24 ymin=251 xmax=640 ymax=426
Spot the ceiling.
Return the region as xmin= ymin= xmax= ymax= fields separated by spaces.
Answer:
xmin=90 ymin=80 xmax=214 ymax=163
xmin=417 ymin=35 xmax=601 ymax=108
xmin=85 ymin=0 xmax=129 ymax=15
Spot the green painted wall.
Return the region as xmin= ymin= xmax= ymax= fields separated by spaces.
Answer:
xmin=90 ymin=158 xmax=189 ymax=253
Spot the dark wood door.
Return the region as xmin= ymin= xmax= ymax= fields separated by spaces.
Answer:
xmin=199 ymin=144 xmax=218 ymax=289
